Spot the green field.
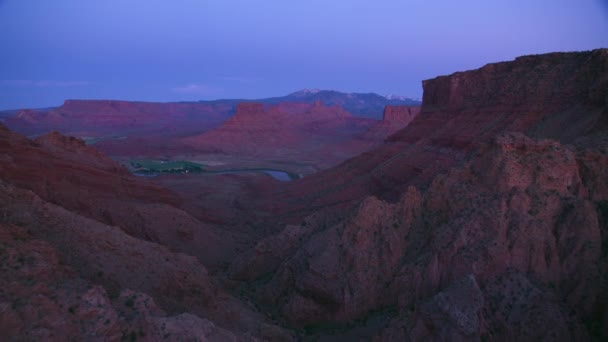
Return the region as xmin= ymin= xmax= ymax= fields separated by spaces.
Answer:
xmin=130 ymin=159 xmax=205 ymax=174
xmin=81 ymin=136 xmax=126 ymax=145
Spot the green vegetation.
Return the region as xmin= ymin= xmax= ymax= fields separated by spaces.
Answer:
xmin=130 ymin=159 xmax=205 ymax=174
xmin=81 ymin=136 xmax=126 ymax=145
xmin=127 ymin=159 xmax=302 ymax=180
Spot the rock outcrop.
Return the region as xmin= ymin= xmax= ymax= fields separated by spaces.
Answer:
xmin=230 ymin=49 xmax=608 ymax=340
xmin=242 ymin=132 xmax=607 ymax=340
xmin=382 ymin=106 xmax=420 ymax=128
xmin=358 ymin=105 xmax=421 ymax=141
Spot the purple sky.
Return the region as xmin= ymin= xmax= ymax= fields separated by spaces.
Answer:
xmin=0 ymin=0 xmax=607 ymax=109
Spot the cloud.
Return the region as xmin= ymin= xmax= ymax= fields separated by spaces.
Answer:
xmin=172 ymin=84 xmax=222 ymax=96
xmin=219 ymin=76 xmax=261 ymax=84
xmin=0 ymin=80 xmax=90 ymax=87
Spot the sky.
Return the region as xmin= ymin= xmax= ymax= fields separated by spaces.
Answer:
xmin=0 ymin=0 xmax=607 ymax=109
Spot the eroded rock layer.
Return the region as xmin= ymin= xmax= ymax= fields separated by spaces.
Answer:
xmin=231 ymin=49 xmax=608 ymax=340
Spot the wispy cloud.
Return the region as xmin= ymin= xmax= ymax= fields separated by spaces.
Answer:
xmin=172 ymin=83 xmax=222 ymax=96
xmin=219 ymin=76 xmax=261 ymax=84
xmin=0 ymin=80 xmax=91 ymax=87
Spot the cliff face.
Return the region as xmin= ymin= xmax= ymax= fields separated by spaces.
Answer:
xmin=392 ymin=49 xmax=608 ymax=145
xmin=275 ymin=49 xmax=608 ymax=216
xmin=364 ymin=105 xmax=421 ymax=139
xmin=382 ymin=106 xmax=420 ymax=125
xmin=422 ymin=50 xmax=607 ymax=110
xmin=232 ymin=49 xmax=608 ymax=339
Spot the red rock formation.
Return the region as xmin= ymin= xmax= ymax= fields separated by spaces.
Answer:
xmin=0 ymin=124 xmax=238 ymax=270
xmin=272 ymin=48 xmax=608 ymax=219
xmin=244 ymin=133 xmax=606 ymax=339
xmin=2 ymin=49 xmax=607 ymax=340
xmin=182 ymin=102 xmax=378 ymax=168
xmin=4 ymin=99 xmax=232 ymax=137
xmin=229 ymin=49 xmax=608 ymax=339
xmin=358 ymin=105 xmax=421 ymax=141
xmin=0 ymin=184 xmax=292 ymax=341
xmin=382 ymin=106 xmax=420 ymax=129
xmin=35 ymin=131 xmax=130 ymax=173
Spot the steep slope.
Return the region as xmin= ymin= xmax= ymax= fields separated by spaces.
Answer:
xmin=0 ymin=182 xmax=293 ymax=341
xmin=0 ymin=124 xmax=295 ymax=340
xmin=230 ymin=49 xmax=608 ymax=340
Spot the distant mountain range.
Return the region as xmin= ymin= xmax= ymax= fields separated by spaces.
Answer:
xmin=1 ymin=90 xmax=420 ymax=121
xmin=201 ymin=89 xmax=421 ymax=119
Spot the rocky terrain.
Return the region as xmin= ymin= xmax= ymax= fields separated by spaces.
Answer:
xmin=227 ymin=49 xmax=608 ymax=339
xmin=0 ymin=124 xmax=296 ymax=341
xmin=181 ymin=102 xmax=421 ymax=171
xmin=2 ymin=94 xmax=419 ymax=171
xmin=1 ymin=49 xmax=607 ymax=340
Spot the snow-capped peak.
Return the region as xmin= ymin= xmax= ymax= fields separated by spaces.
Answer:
xmin=385 ymin=94 xmax=420 ymax=101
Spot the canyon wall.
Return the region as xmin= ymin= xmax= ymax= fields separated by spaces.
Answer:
xmin=236 ymin=49 xmax=608 ymax=340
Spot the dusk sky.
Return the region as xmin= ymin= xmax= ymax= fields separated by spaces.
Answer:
xmin=1 ymin=0 xmax=607 ymax=109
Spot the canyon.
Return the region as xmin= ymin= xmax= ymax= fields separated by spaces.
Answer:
xmin=1 ymin=49 xmax=607 ymax=341
xmin=3 ymin=91 xmax=418 ymax=175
